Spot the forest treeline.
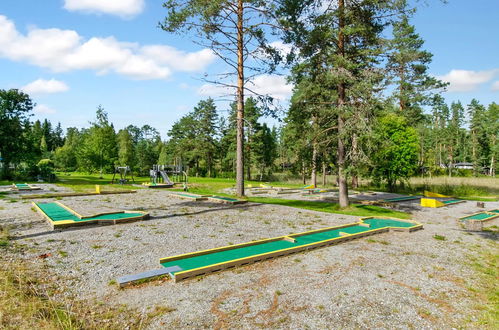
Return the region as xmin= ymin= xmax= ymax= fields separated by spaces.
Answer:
xmin=0 ymin=88 xmax=497 ymax=186
xmin=0 ymin=1 xmax=498 ymax=193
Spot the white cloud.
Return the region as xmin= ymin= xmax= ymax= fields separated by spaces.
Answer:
xmin=198 ymin=74 xmax=293 ymax=101
xmin=34 ymin=104 xmax=57 ymax=114
xmin=63 ymin=0 xmax=145 ymax=18
xmin=21 ymin=79 xmax=69 ymax=95
xmin=491 ymin=81 xmax=499 ymax=92
xmin=247 ymin=74 xmax=293 ymax=100
xmin=437 ymin=69 xmax=499 ymax=92
xmin=268 ymin=40 xmax=292 ymax=59
xmin=141 ymin=46 xmax=216 ymax=72
xmin=0 ymin=15 xmax=215 ymax=80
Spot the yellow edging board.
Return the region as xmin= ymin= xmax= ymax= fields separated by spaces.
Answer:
xmin=421 ymin=198 xmax=444 ymax=208
xmin=160 ymin=216 xmax=423 ymax=282
xmin=424 ymin=190 xmax=449 ymax=198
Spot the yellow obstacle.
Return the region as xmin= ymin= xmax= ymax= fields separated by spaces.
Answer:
xmin=421 ymin=198 xmax=444 ymax=208
xmin=303 ymin=184 xmax=315 ymax=190
xmin=424 ymin=190 xmax=449 ymax=198
xmin=260 ymin=183 xmax=272 ymax=188
xmin=95 ymin=185 xmax=101 ymax=194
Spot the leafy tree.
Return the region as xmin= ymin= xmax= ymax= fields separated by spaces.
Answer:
xmin=0 ymin=89 xmax=33 ymax=178
xmin=54 ymin=128 xmax=80 ymax=171
xmin=117 ymin=129 xmax=135 ymax=167
xmin=468 ymin=99 xmax=487 ymax=175
xmin=192 ymin=98 xmax=219 ymax=177
xmin=485 ymin=103 xmax=498 ymax=176
xmin=279 ymin=0 xmax=402 ymax=206
xmin=77 ymin=106 xmax=117 ymax=175
xmin=371 ymin=113 xmax=419 ymax=190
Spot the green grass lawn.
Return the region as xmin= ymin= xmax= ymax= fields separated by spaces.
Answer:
xmin=55 ymin=172 xmax=148 ymax=192
xmin=4 ymin=173 xmax=410 ymax=218
xmin=248 ymin=197 xmax=411 ymax=219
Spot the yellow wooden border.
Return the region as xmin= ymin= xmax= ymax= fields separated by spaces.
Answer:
xmin=160 ymin=217 xmax=423 ymax=281
xmin=32 ymin=202 xmax=149 ymax=230
xmin=458 ymin=209 xmax=499 ymax=222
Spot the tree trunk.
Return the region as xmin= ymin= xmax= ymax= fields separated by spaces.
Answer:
xmin=449 ymin=145 xmax=453 ymax=177
xmin=337 ymin=0 xmax=349 ymax=208
xmin=246 ymin=129 xmax=251 ymax=181
xmin=322 ymin=161 xmax=327 ymax=186
xmin=311 ymin=140 xmax=317 ymax=188
xmin=301 ymin=159 xmax=306 ymax=185
xmin=235 ymin=0 xmax=245 ymax=197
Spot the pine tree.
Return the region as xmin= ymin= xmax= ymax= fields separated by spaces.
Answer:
xmin=388 ymin=15 xmax=447 ymax=125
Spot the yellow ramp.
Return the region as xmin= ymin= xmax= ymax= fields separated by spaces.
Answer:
xmin=424 ymin=190 xmax=449 ymax=198
xmin=421 ymin=198 xmax=444 ymax=208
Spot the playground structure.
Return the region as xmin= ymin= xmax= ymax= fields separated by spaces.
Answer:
xmin=118 ymin=217 xmax=422 ymax=285
xmin=11 ymin=183 xmax=41 ymax=191
xmin=420 ymin=198 xmax=464 ymax=208
xmin=33 ymin=201 xmax=148 ymax=229
xmin=111 ymin=166 xmax=135 ymax=184
xmin=146 ymin=164 xmax=188 ymax=188
xmin=459 ymin=209 xmax=499 ymax=223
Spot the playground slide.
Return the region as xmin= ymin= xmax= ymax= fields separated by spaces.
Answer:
xmin=159 ymin=170 xmax=174 ymax=185
xmin=160 ymin=217 xmax=422 ymax=282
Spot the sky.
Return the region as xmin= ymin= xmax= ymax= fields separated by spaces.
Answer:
xmin=0 ymin=0 xmax=497 ymax=138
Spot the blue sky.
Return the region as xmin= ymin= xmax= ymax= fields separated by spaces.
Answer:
xmin=0 ymin=0 xmax=497 ymax=138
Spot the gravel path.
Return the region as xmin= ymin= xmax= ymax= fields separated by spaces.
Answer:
xmin=1 ymin=185 xmax=497 ymax=328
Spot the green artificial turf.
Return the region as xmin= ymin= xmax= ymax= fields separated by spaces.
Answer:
xmin=161 ymin=218 xmax=417 ymax=274
xmin=36 ymin=202 xmax=144 ymax=222
xmin=383 ymin=196 xmax=420 ymax=202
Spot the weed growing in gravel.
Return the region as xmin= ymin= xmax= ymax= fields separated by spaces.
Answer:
xmin=58 ymin=250 xmax=68 ymax=257
xmin=0 ymin=226 xmax=9 ymax=247
xmin=108 ymin=279 xmax=117 ymax=286
xmin=92 ymin=245 xmax=103 ymax=249
xmin=30 ymin=207 xmax=36 ymax=212
xmin=433 ymin=235 xmax=446 ymax=241
xmin=8 ymin=199 xmax=17 ymax=203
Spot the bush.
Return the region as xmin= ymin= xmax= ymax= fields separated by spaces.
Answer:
xmin=37 ymin=159 xmax=56 ymax=182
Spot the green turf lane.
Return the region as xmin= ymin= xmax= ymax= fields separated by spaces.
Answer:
xmin=36 ymin=202 xmax=144 ymax=222
xmin=161 ymin=218 xmax=417 ymax=274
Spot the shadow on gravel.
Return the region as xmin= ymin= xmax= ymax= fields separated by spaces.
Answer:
xmin=456 ymin=229 xmax=498 ymax=242
xmin=145 ymin=201 xmax=263 ymax=220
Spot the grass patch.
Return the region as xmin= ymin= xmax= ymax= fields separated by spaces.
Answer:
xmin=0 ymin=226 xmax=9 ymax=248
xmin=0 ymin=258 xmax=146 ymax=328
xmin=433 ymin=234 xmax=446 ymax=241
xmin=466 ymin=250 xmax=499 ymax=327
xmin=248 ymin=197 xmax=410 ymax=218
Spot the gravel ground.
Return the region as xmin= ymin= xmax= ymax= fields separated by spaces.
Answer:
xmin=1 ymin=185 xmax=498 ymax=329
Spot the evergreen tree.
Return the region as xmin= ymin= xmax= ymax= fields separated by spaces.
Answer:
xmin=388 ymin=15 xmax=447 ymax=124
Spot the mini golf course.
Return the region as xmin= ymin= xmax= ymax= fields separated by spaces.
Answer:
xmin=33 ymin=201 xmax=149 ymax=229
xmin=383 ymin=195 xmax=421 ymax=203
xmin=12 ymin=183 xmax=41 ymax=191
xmin=459 ymin=209 xmax=499 ymax=222
xmin=156 ymin=217 xmax=422 ymax=283
xmin=168 ymin=192 xmax=247 ymax=204
xmin=421 ymin=198 xmax=464 ymax=208
xmin=208 ymin=195 xmax=247 ymax=204
xmin=168 ymin=191 xmax=210 ymax=201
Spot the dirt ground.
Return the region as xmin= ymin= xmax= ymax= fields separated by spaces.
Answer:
xmin=1 ymin=184 xmax=497 ymax=329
